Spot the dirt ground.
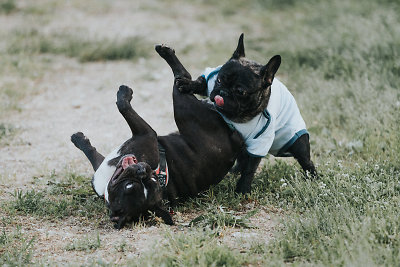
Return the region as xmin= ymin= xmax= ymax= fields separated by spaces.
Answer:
xmin=0 ymin=1 xmax=277 ymax=265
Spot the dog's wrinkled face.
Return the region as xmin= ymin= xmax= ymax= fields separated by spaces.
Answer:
xmin=209 ymin=34 xmax=281 ymax=123
xmin=210 ymin=60 xmax=268 ymax=123
xmin=107 ymin=157 xmax=161 ymax=229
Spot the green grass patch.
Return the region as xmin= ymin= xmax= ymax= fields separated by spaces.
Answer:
xmin=179 ymin=160 xmax=297 ymax=213
xmin=0 ymin=226 xmax=35 ymax=266
xmin=65 ymin=233 xmax=101 ymax=252
xmin=7 ymin=29 xmax=149 ymax=62
xmin=132 ymin=230 xmax=255 ymax=266
xmin=0 ymin=0 xmax=17 ymax=14
xmin=190 ymin=206 xmax=258 ymax=229
xmin=4 ymin=172 xmax=107 ymax=221
xmin=267 ymin=160 xmax=400 ymax=265
xmin=77 ymin=36 xmax=149 ymax=62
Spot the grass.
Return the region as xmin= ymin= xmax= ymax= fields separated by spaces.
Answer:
xmin=189 ymin=206 xmax=258 ymax=229
xmin=7 ymin=29 xmax=149 ymax=62
xmin=65 ymin=233 xmax=101 ymax=252
xmin=0 ymin=226 xmax=35 ymax=266
xmin=132 ymin=230 xmax=253 ymax=267
xmin=178 ymin=160 xmax=297 ymax=213
xmin=4 ymin=172 xmax=107 ymax=221
xmin=266 ymin=160 xmax=400 ymax=265
xmin=0 ymin=0 xmax=16 ymax=14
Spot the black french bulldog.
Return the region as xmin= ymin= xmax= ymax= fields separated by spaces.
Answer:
xmin=176 ymin=33 xmax=317 ymax=194
xmin=71 ymin=45 xmax=244 ymax=229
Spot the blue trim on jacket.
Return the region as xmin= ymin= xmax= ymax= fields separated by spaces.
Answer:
xmin=253 ymin=110 xmax=271 ymax=139
xmin=205 ymin=66 xmax=221 ymax=83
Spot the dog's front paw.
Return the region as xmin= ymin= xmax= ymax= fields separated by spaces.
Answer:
xmin=117 ymin=85 xmax=133 ymax=104
xmin=235 ymin=180 xmax=252 ymax=195
xmin=175 ymin=78 xmax=194 ymax=93
xmin=155 ymin=44 xmax=175 ymax=58
xmin=154 ymin=206 xmax=174 ymax=225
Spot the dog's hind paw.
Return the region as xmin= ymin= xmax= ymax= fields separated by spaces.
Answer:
xmin=71 ymin=132 xmax=91 ymax=150
xmin=117 ymin=85 xmax=133 ymax=104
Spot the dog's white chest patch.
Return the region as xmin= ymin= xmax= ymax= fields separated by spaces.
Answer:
xmin=92 ymin=145 xmax=122 ymax=198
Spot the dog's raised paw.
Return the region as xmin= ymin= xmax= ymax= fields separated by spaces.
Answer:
xmin=155 ymin=44 xmax=175 ymax=58
xmin=117 ymin=85 xmax=133 ymax=103
xmin=71 ymin=132 xmax=91 ymax=149
xmin=175 ymin=78 xmax=193 ymax=93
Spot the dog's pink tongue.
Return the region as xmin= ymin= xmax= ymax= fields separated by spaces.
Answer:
xmin=214 ymin=95 xmax=224 ymax=107
xmin=122 ymin=156 xmax=136 ymax=169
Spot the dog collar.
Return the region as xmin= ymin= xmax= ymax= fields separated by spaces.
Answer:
xmin=155 ymin=143 xmax=169 ymax=188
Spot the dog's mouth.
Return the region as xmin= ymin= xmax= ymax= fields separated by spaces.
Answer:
xmin=110 ymin=154 xmax=138 ymax=183
xmin=104 ymin=154 xmax=138 ymax=203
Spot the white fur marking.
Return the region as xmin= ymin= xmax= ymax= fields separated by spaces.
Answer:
xmin=92 ymin=145 xmax=122 ymax=199
xmin=143 ymin=185 xmax=148 ymax=199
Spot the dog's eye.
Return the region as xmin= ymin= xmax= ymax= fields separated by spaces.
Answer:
xmin=216 ymin=78 xmax=221 ymax=84
xmin=125 ymin=183 xmax=134 ymax=191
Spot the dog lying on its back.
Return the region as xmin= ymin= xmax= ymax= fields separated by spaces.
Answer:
xmin=71 ymin=45 xmax=244 ymax=228
xmin=177 ymin=33 xmax=317 ymax=194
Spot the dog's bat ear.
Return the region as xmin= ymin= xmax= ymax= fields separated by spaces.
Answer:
xmin=232 ymin=33 xmax=245 ymax=59
xmin=260 ymin=55 xmax=281 ymax=86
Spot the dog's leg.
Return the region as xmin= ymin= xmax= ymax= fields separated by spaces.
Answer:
xmin=235 ymin=155 xmax=262 ymax=194
xmin=156 ymin=45 xmax=211 ymax=133
xmin=156 ymin=44 xmax=243 ymax=190
xmin=287 ymin=134 xmax=318 ymax=178
xmin=71 ymin=132 xmax=105 ymax=171
xmin=230 ymin=148 xmax=248 ymax=174
xmin=155 ymin=45 xmax=207 ymax=95
xmin=154 ymin=206 xmax=174 ymax=225
xmin=116 ymin=85 xmax=157 ymax=137
xmin=155 ymin=45 xmax=191 ymax=80
xmin=176 ymin=76 xmax=208 ymax=95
